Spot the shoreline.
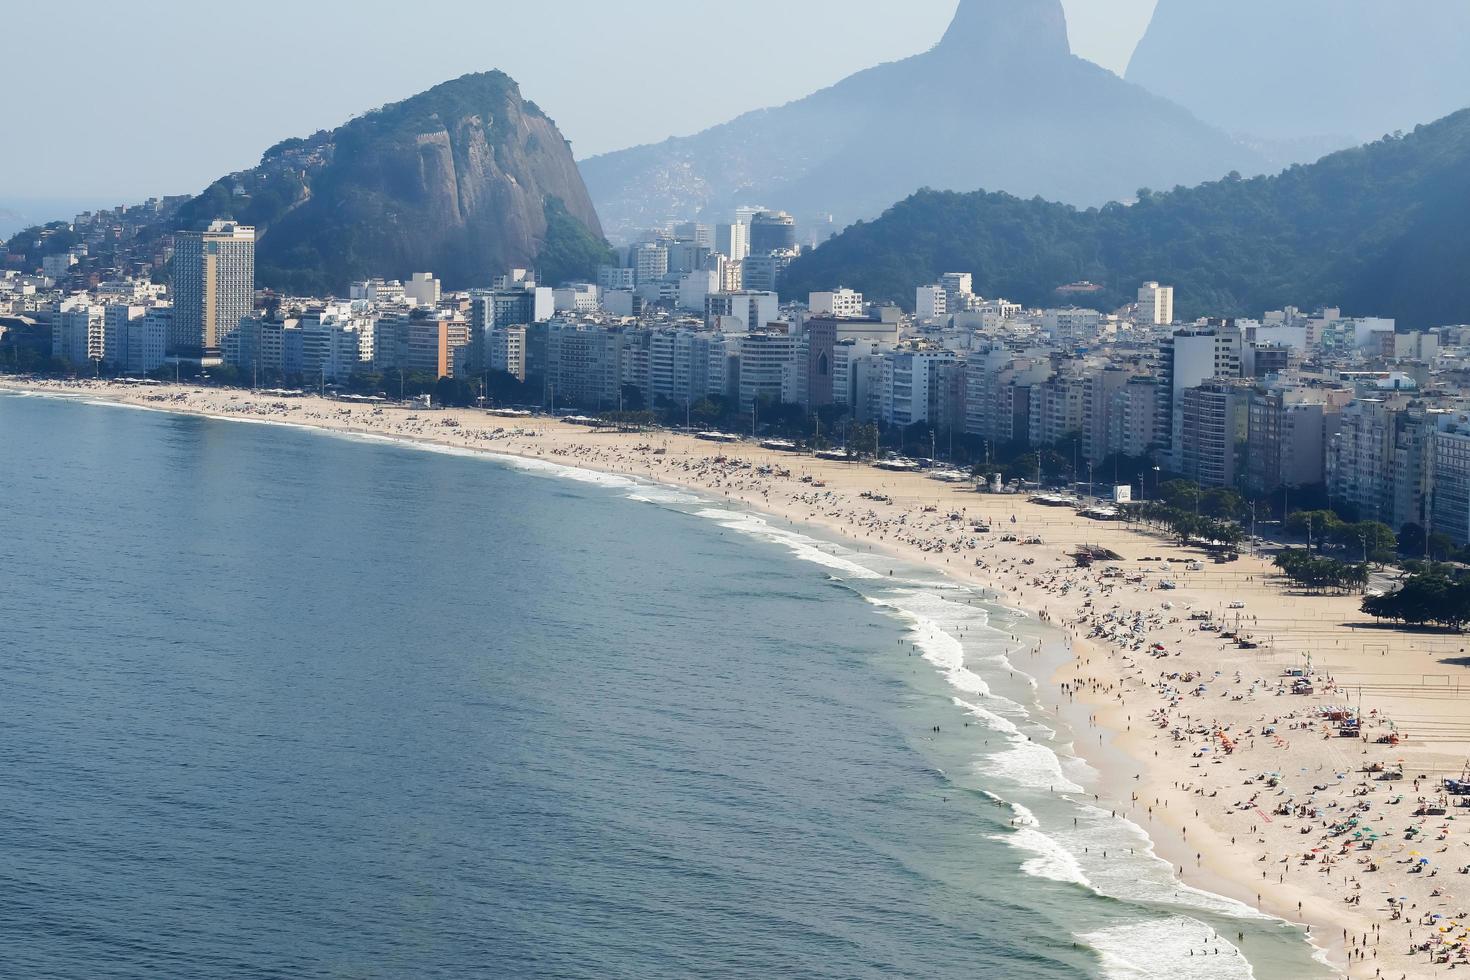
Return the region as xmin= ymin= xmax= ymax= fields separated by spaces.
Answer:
xmin=16 ymin=378 xmax=1470 ymax=975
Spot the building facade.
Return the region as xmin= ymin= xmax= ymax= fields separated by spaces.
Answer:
xmin=171 ymin=220 xmax=255 ymax=356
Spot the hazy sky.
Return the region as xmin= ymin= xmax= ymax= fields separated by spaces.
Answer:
xmin=3 ymin=0 xmax=1157 ymax=204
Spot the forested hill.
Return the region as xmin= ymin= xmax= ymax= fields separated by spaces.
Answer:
xmin=781 ymin=108 xmax=1470 ymax=329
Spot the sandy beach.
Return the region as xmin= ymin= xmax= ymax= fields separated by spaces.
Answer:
xmin=15 ymin=378 xmax=1470 ymax=976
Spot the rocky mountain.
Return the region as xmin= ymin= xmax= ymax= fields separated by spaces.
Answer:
xmin=781 ymin=108 xmax=1470 ymax=329
xmin=1127 ymin=0 xmax=1470 ymax=155
xmin=172 ymin=72 xmax=608 ymax=294
xmin=580 ymin=0 xmax=1264 ymax=242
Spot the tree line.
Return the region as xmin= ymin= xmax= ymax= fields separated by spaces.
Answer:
xmin=1273 ymin=548 xmax=1370 ymax=593
xmin=1125 ymin=501 xmax=1245 ymax=549
xmin=1362 ymin=571 xmax=1470 ymax=629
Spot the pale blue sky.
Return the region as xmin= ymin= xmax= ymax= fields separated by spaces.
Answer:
xmin=3 ymin=0 xmax=1156 ymax=203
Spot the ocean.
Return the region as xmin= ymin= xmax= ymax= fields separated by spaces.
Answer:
xmin=0 ymin=391 xmax=1332 ymax=979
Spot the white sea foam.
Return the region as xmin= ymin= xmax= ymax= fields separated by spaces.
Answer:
xmin=889 ymin=586 xmax=995 ymax=631
xmin=980 ymin=742 xmax=1086 ymax=794
xmin=1061 ymin=753 xmax=1098 ymax=784
xmin=873 ymin=579 xmax=1282 ymax=931
xmin=986 ymin=763 xmax=1276 ymax=928
xmin=481 ymin=452 xmax=640 ymax=488
xmin=863 ymin=586 xmax=1035 ymax=703
xmin=953 ymin=697 xmax=1084 ymax=793
xmin=80 ymin=397 xmax=166 ymax=413
xmin=867 ymin=599 xmax=987 ymax=697
xmin=1062 ymin=804 xmax=1273 ymax=920
xmin=1078 ymin=917 xmax=1255 ymax=980
xmin=1003 ymin=826 xmax=1092 ymax=886
xmin=889 ymin=587 xmax=1048 ymax=691
xmin=908 ymin=611 xmax=990 ymax=696
xmin=625 ymin=486 xmax=703 ymax=505
xmin=11 ymin=388 xmax=85 ymax=398
xmin=693 ymin=508 xmax=884 ymax=579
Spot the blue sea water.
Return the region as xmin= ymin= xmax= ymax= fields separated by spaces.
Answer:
xmin=0 ymin=391 xmax=1333 ymax=979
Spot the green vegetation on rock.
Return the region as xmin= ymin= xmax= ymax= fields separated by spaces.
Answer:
xmin=536 ymin=198 xmax=614 ymax=288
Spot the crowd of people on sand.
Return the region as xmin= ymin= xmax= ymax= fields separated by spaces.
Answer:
xmin=33 ymin=380 xmax=1470 ymax=974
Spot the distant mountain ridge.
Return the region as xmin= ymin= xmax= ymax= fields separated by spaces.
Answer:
xmin=172 ymin=72 xmax=609 ymax=293
xmin=1127 ymin=0 xmax=1470 ymax=153
xmin=780 ymin=108 xmax=1470 ymax=329
xmin=580 ymin=0 xmax=1265 ymax=242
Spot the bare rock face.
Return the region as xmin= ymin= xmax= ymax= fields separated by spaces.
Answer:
xmin=937 ymin=0 xmax=1070 ymax=59
xmin=174 ymin=72 xmax=606 ymax=292
xmin=580 ymin=0 xmax=1262 ymax=243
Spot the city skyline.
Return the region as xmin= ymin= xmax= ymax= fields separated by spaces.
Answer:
xmin=8 ymin=6 xmax=1470 ymax=975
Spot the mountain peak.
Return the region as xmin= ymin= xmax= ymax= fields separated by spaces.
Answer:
xmin=172 ymin=69 xmax=606 ymax=292
xmin=938 ymin=0 xmax=1071 ymax=59
xmin=581 ymin=0 xmax=1260 ymax=242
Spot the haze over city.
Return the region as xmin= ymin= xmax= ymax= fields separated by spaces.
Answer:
xmin=2 ymin=0 xmax=1154 ymax=205
xmin=6 ymin=2 xmax=1470 ymax=977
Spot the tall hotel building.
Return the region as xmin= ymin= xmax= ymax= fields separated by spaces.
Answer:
xmin=172 ymin=220 xmax=255 ymax=356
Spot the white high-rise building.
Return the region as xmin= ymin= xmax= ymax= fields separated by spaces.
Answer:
xmin=678 ymin=270 xmax=722 ymax=313
xmin=52 ymin=302 xmax=103 ymax=367
xmin=350 ymin=279 xmax=407 ymax=305
xmin=403 ymin=273 xmax=441 ymax=307
xmin=597 ymin=265 xmax=636 ymax=290
xmin=1138 ymin=281 xmax=1175 ymax=326
xmin=489 ymin=324 xmax=527 ymax=381
xmin=552 ymin=283 xmax=600 ymax=314
xmin=142 ymin=308 xmax=174 ymax=365
xmin=1042 ymin=308 xmax=1103 ymax=346
xmin=1159 ymin=325 xmax=1242 ymax=468
xmin=705 ymin=291 xmax=778 ymax=333
xmin=103 ymin=304 xmax=145 ymax=367
xmin=733 ymin=206 xmax=766 ymax=229
xmin=878 ymin=349 xmax=958 ymax=428
xmin=916 ymin=284 xmax=947 ymax=320
xmin=809 ymin=288 xmax=864 ymax=319
xmin=939 ymin=273 xmax=973 ymax=311
xmin=737 ymin=328 xmax=797 ymax=410
xmin=715 ymin=223 xmax=749 ymax=263
xmin=124 ymin=313 xmax=168 ymax=374
xmin=298 ymin=308 xmax=367 ymax=383
xmin=633 ymin=244 xmax=669 ymax=286
xmin=172 ymin=220 xmax=255 ymax=355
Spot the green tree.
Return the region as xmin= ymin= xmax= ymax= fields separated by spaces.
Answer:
xmin=1363 ymin=573 xmax=1470 ymax=628
xmin=1286 ymin=510 xmax=1343 ymax=549
xmin=1201 ymin=488 xmax=1244 ymax=521
xmin=1158 ymin=479 xmax=1201 ymax=511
